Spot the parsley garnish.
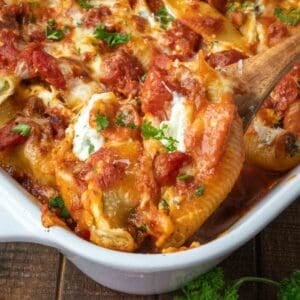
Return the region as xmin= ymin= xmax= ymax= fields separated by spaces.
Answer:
xmin=45 ymin=19 xmax=65 ymax=40
xmin=155 ymin=6 xmax=174 ymax=29
xmin=49 ymin=195 xmax=65 ymax=209
xmin=274 ymin=8 xmax=300 ymax=26
xmin=137 ymin=224 xmax=148 ymax=233
xmin=227 ymin=2 xmax=237 ymax=12
xmin=87 ymin=140 xmax=95 ymax=155
xmin=115 ymin=113 xmax=137 ymax=129
xmin=94 ymin=24 xmax=130 ymax=48
xmin=177 ymin=174 xmax=194 ymax=181
xmin=11 ymin=124 xmax=31 ymax=137
xmin=76 ymin=0 xmax=93 ymax=9
xmin=176 ymin=267 xmax=300 ymax=300
xmin=159 ymin=199 xmax=169 ymax=211
xmin=194 ymin=184 xmax=205 ymax=197
xmin=49 ymin=195 xmax=70 ymax=219
xmin=95 ymin=114 xmax=109 ymax=131
xmin=0 ymin=80 xmax=9 ymax=93
xmin=141 ymin=120 xmax=178 ymax=152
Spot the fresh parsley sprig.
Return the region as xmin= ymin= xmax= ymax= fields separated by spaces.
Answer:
xmin=94 ymin=24 xmax=130 ymax=48
xmin=274 ymin=8 xmax=300 ymax=26
xmin=141 ymin=120 xmax=178 ymax=152
xmin=175 ymin=267 xmax=300 ymax=300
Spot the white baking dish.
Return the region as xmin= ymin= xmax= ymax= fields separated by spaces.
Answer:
xmin=0 ymin=166 xmax=299 ymax=295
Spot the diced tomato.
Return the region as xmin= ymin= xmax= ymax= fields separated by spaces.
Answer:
xmin=141 ymin=68 xmax=173 ymax=119
xmin=0 ymin=29 xmax=20 ymax=70
xmin=83 ymin=7 xmax=112 ymax=28
xmin=206 ymin=49 xmax=247 ymax=68
xmin=154 ymin=152 xmax=191 ymax=186
xmin=87 ymin=148 xmax=127 ymax=189
xmin=145 ymin=0 xmax=163 ymax=13
xmin=207 ymin=0 xmax=228 ymax=13
xmin=100 ymin=49 xmax=144 ymax=97
xmin=0 ymin=121 xmax=29 ymax=151
xmin=272 ymin=75 xmax=298 ymax=113
xmin=166 ymin=21 xmax=202 ymax=60
xmin=32 ymin=48 xmax=66 ymax=89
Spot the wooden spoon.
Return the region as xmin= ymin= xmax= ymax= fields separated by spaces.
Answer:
xmin=223 ymin=31 xmax=300 ymax=131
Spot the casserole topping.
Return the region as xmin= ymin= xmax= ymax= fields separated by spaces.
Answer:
xmin=0 ymin=0 xmax=298 ymax=253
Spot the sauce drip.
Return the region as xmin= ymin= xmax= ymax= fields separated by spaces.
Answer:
xmin=194 ymin=163 xmax=283 ymax=243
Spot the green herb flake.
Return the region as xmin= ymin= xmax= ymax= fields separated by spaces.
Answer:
xmin=0 ymin=80 xmax=9 ymax=93
xmin=87 ymin=140 xmax=95 ymax=155
xmin=159 ymin=199 xmax=169 ymax=211
xmin=95 ymin=114 xmax=109 ymax=131
xmin=11 ymin=124 xmax=31 ymax=137
xmin=76 ymin=0 xmax=93 ymax=9
xmin=194 ymin=184 xmax=205 ymax=197
xmin=274 ymin=7 xmax=300 ymax=26
xmin=227 ymin=2 xmax=237 ymax=12
xmin=177 ymin=174 xmax=194 ymax=181
xmin=94 ymin=24 xmax=130 ymax=48
xmin=60 ymin=207 xmax=70 ymax=219
xmin=49 ymin=195 xmax=65 ymax=209
xmin=115 ymin=113 xmax=137 ymax=129
xmin=155 ymin=6 xmax=174 ymax=29
xmin=141 ymin=120 xmax=178 ymax=152
xmin=45 ymin=19 xmax=65 ymax=40
xmin=137 ymin=224 xmax=148 ymax=233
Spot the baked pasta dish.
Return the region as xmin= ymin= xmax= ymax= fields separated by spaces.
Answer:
xmin=0 ymin=0 xmax=299 ymax=253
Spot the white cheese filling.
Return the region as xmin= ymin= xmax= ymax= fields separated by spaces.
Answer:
xmin=160 ymin=92 xmax=189 ymax=152
xmin=73 ymin=93 xmax=113 ymax=161
xmin=253 ymin=118 xmax=283 ymax=145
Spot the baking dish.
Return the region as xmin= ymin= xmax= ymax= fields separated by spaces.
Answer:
xmin=0 ymin=165 xmax=299 ymax=295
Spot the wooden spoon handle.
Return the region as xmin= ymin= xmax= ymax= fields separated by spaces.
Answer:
xmin=224 ymin=31 xmax=300 ymax=130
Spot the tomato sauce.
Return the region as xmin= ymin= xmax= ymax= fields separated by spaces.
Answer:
xmin=194 ymin=163 xmax=283 ymax=243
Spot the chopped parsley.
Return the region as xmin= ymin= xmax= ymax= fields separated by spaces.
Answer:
xmin=76 ymin=0 xmax=93 ymax=9
xmin=155 ymin=6 xmax=174 ymax=29
xmin=274 ymin=8 xmax=300 ymax=26
xmin=137 ymin=224 xmax=148 ymax=233
xmin=115 ymin=113 xmax=138 ymax=129
xmin=94 ymin=24 xmax=131 ymax=48
xmin=87 ymin=140 xmax=95 ymax=155
xmin=60 ymin=207 xmax=70 ymax=219
xmin=45 ymin=19 xmax=65 ymax=40
xmin=49 ymin=195 xmax=70 ymax=219
xmin=227 ymin=1 xmax=254 ymax=12
xmin=141 ymin=120 xmax=178 ymax=152
xmin=227 ymin=2 xmax=237 ymax=12
xmin=194 ymin=184 xmax=205 ymax=197
xmin=11 ymin=124 xmax=31 ymax=137
xmin=95 ymin=114 xmax=109 ymax=131
xmin=0 ymin=80 xmax=9 ymax=93
xmin=177 ymin=174 xmax=194 ymax=181
xmin=49 ymin=195 xmax=65 ymax=209
xmin=159 ymin=199 xmax=169 ymax=211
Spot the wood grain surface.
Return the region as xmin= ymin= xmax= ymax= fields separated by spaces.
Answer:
xmin=0 ymin=199 xmax=299 ymax=300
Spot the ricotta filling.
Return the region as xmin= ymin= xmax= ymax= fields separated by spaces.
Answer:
xmin=160 ymin=92 xmax=189 ymax=152
xmin=73 ymin=93 xmax=112 ymax=161
xmin=253 ymin=118 xmax=283 ymax=145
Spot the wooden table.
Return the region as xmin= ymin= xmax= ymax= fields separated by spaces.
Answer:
xmin=0 ymin=199 xmax=299 ymax=300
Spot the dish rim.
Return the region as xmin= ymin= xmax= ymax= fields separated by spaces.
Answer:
xmin=0 ymin=165 xmax=299 ymax=273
